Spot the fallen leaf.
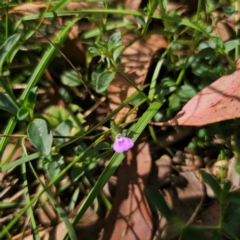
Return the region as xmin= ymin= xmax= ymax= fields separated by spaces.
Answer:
xmin=151 ymin=60 xmax=240 ymax=126
xmin=101 ymin=138 xmax=153 ymax=240
xmin=155 ymin=171 xmax=204 ymax=240
xmin=108 ymin=33 xmax=167 ymax=122
xmin=8 ymin=3 xmax=50 ymax=15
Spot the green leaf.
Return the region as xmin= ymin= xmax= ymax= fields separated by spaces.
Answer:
xmin=153 ymin=111 xmax=165 ymax=122
xmin=0 ymin=93 xmax=18 ymax=115
xmin=177 ymin=85 xmax=197 ymax=101
xmin=60 ymin=69 xmax=82 ymax=87
xmin=226 ymin=192 xmax=240 ymax=204
xmin=234 ymin=157 xmax=240 ymax=175
xmin=55 ymin=119 xmax=73 ymax=145
xmin=27 ymin=117 xmax=53 ymax=156
xmin=145 ymin=187 xmax=173 ymax=220
xmin=169 ymin=93 xmax=181 ymax=110
xmin=197 ymin=47 xmax=215 ymax=60
xmin=96 ymin=71 xmax=116 ymax=93
xmin=89 ymin=47 xmax=100 ymax=56
xmin=17 ymin=107 xmax=30 ymax=121
xmin=128 ymin=93 xmax=145 ymax=105
xmin=180 ymin=19 xmax=210 ymax=36
xmin=0 ymin=33 xmax=21 ymax=69
xmin=71 ymin=165 xmax=85 ymax=181
xmin=224 ymin=40 xmax=239 ymax=53
xmin=134 ymin=15 xmax=146 ymax=28
xmin=181 ymin=228 xmax=207 ymax=240
xmin=95 ymin=41 xmax=108 ymax=49
xmin=45 ymin=155 xmax=65 ymax=183
xmin=94 ymin=142 xmax=112 ymax=151
xmin=27 ymin=87 xmax=38 ymax=108
xmin=220 ymin=180 xmax=231 ymax=202
xmin=113 ymin=47 xmax=121 ymax=63
xmin=223 ymin=202 xmax=240 ymax=239
xmin=108 ymin=32 xmax=122 ymax=52
xmin=223 ymin=5 xmax=235 ymax=16
xmin=201 ymin=171 xmax=221 ymax=198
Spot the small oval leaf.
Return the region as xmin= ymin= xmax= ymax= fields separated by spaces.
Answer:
xmin=96 ymin=71 xmax=116 ymax=93
xmin=60 ymin=70 xmax=82 ymax=87
xmin=45 ymin=155 xmax=65 ymax=183
xmin=27 ymin=117 xmax=53 ymax=156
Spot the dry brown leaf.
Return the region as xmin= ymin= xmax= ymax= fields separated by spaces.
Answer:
xmin=155 ymin=171 xmax=204 ymax=240
xmin=101 ymin=138 xmax=153 ymax=240
xmin=194 ymin=200 xmax=220 ymax=233
xmin=148 ymin=154 xmax=173 ymax=188
xmin=123 ymin=0 xmax=142 ymax=10
xmin=167 ymin=0 xmax=198 ymax=15
xmin=108 ymin=33 xmax=167 ymax=122
xmin=65 ymin=2 xmax=103 ymax=11
xmin=151 ymin=59 xmax=240 ymax=126
xmin=8 ymin=2 xmax=50 ymax=15
xmin=156 ymin=127 xmax=194 ymax=148
xmin=14 ymin=227 xmax=52 ymax=240
xmin=36 ymin=175 xmax=59 ymax=226
xmin=211 ymin=11 xmax=234 ymax=41
xmin=62 ymin=38 xmax=86 ymax=68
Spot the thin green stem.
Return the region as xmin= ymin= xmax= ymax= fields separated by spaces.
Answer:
xmin=196 ymin=0 xmax=202 ymax=21
xmin=21 ymin=139 xmax=40 ymax=240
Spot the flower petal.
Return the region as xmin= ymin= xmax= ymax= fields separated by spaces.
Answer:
xmin=113 ymin=136 xmax=134 ymax=153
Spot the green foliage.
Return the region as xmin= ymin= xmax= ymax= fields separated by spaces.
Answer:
xmin=44 ymin=155 xmax=66 ymax=183
xmin=0 ymin=33 xmax=21 ymax=69
xmin=145 ymin=187 xmax=174 ymax=220
xmin=96 ymin=71 xmax=116 ymax=93
xmin=60 ymin=70 xmax=82 ymax=87
xmin=17 ymin=106 xmax=30 ymax=120
xmin=201 ymin=171 xmax=221 ymax=199
xmin=0 ymin=93 xmax=18 ymax=115
xmin=89 ymin=31 xmax=122 ymax=68
xmin=223 ymin=202 xmax=240 ymax=239
xmin=54 ymin=119 xmax=73 ymax=145
xmin=27 ymin=117 xmax=53 ymax=156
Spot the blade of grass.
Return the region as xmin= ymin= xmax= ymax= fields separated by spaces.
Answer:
xmin=0 ymin=33 xmax=21 ymax=70
xmin=21 ymin=140 xmax=40 ymax=240
xmin=0 ymin=152 xmax=40 ymax=171
xmin=148 ymin=58 xmax=163 ymax=101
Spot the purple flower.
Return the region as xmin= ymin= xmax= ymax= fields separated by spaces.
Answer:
xmin=113 ymin=134 xmax=134 ymax=153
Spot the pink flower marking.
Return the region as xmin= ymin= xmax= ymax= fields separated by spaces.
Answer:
xmin=113 ymin=134 xmax=134 ymax=153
